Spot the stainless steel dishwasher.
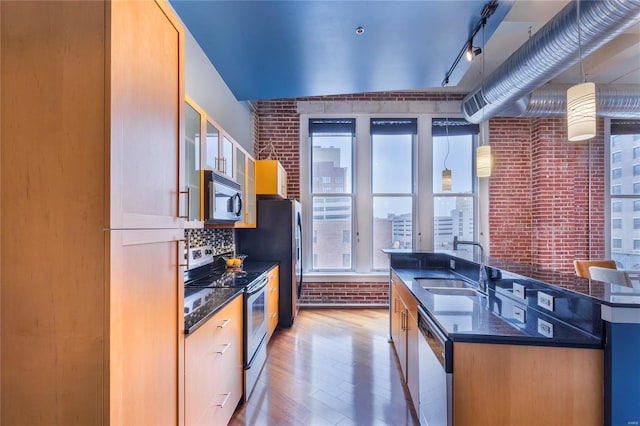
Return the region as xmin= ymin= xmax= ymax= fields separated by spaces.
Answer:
xmin=417 ymin=306 xmax=453 ymax=426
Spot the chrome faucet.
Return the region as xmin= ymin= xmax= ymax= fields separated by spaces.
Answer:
xmin=452 ymin=236 xmax=488 ymax=294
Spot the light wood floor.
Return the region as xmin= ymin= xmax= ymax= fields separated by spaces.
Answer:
xmin=229 ymin=308 xmax=418 ymax=426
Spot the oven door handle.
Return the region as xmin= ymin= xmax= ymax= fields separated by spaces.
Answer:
xmin=246 ymin=275 xmax=269 ymax=295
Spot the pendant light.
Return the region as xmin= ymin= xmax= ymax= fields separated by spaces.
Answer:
xmin=476 ymin=144 xmax=493 ymax=177
xmin=567 ymin=0 xmax=596 ymax=142
xmin=442 ymin=111 xmax=452 ymax=192
xmin=476 ymin=18 xmax=494 ymax=177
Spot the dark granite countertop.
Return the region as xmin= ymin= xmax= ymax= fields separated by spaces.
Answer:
xmin=393 ymin=267 xmax=602 ymax=348
xmin=184 ymin=287 xmax=243 ymax=335
xmin=184 ymin=261 xmax=278 ymax=336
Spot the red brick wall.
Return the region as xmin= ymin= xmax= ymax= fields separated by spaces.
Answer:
xmin=490 ymin=117 xmax=605 ymax=275
xmin=301 ymin=282 xmax=388 ymax=305
xmin=255 ymin=92 xmax=606 ymax=301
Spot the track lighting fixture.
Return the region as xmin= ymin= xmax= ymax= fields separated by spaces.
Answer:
xmin=465 ymin=41 xmax=482 ymax=61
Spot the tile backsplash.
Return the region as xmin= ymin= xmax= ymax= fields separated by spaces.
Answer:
xmin=185 ymin=228 xmax=234 ymax=255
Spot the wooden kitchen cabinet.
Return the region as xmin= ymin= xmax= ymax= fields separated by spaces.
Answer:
xmin=453 ymin=342 xmax=603 ymax=425
xmin=390 ymin=275 xmax=419 ymax=411
xmin=185 ymin=295 xmax=243 ymax=426
xmin=234 ymin=145 xmax=257 ymax=228
xmin=1 ymin=1 xmax=185 ymax=424
xmin=255 ymin=159 xmax=288 ymax=198
xmin=267 ymin=266 xmax=280 ymax=341
xmin=186 ymin=96 xmax=256 ymax=228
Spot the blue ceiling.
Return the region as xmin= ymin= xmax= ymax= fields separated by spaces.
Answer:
xmin=170 ymin=1 xmax=513 ymax=101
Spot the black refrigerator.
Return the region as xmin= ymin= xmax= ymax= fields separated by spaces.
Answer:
xmin=236 ymin=198 xmax=302 ymax=327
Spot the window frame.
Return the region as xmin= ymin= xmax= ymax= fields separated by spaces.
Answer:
xmin=300 ymin=110 xmax=482 ymax=278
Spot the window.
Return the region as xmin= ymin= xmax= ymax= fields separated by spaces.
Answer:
xmin=371 ymin=118 xmax=416 ymax=269
xmin=612 ymin=152 xmax=622 ymax=163
xmin=304 ymin=114 xmax=478 ymax=274
xmin=612 ymin=168 xmax=622 ymax=179
xmin=310 ymin=119 xmax=354 ymax=270
xmin=608 ymin=119 xmax=640 ymax=268
xmin=432 ymin=118 xmax=478 ymax=251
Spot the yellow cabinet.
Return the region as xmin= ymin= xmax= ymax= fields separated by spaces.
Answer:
xmin=234 ymin=146 xmax=257 ymax=228
xmin=267 ymin=266 xmax=280 ymax=341
xmin=185 ymin=295 xmax=243 ymax=426
xmin=255 ymin=159 xmax=287 ymax=198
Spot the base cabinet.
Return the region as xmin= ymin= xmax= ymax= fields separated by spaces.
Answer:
xmin=267 ymin=266 xmax=280 ymax=341
xmin=452 ymin=342 xmax=603 ymax=426
xmin=185 ymin=295 xmax=243 ymax=426
xmin=390 ymin=275 xmax=419 ymax=411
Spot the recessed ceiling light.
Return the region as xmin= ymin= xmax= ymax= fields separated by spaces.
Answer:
xmin=355 ymin=26 xmax=365 ymax=35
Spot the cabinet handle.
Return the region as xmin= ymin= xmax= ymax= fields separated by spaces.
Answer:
xmin=271 ymin=313 xmax=277 ymax=318
xmin=178 ymin=188 xmax=191 ymax=220
xmin=218 ymin=319 xmax=231 ymax=329
xmin=178 ymin=239 xmax=188 ymax=268
xmin=216 ymin=343 xmax=231 ymax=355
xmin=215 ymin=392 xmax=231 ymax=408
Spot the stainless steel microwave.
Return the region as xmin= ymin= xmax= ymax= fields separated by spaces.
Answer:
xmin=204 ymin=170 xmax=243 ymax=223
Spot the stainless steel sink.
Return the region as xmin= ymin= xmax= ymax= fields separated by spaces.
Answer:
xmin=415 ymin=278 xmax=472 ymax=289
xmin=423 ymin=288 xmax=481 ymax=297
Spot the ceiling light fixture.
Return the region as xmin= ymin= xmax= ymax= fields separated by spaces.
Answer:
xmin=465 ymin=39 xmax=482 ymax=61
xmin=476 ymin=16 xmax=493 ymax=177
xmin=442 ymin=115 xmax=452 ymax=192
xmin=442 ymin=0 xmax=498 ymax=86
xmin=567 ymin=0 xmax=596 ymax=142
xmin=355 ymin=26 xmax=365 ymax=35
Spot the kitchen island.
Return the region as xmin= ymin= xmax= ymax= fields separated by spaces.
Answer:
xmin=387 ymin=250 xmax=639 ymax=426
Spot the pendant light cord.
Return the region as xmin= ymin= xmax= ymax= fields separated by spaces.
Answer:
xmin=577 ymin=0 xmax=586 ymax=83
xmin=444 ymin=121 xmax=450 ymax=170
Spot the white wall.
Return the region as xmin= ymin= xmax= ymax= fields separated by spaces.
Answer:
xmin=183 ymin=26 xmax=254 ymax=153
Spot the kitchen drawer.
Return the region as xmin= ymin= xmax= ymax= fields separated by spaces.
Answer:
xmin=267 ymin=266 xmax=279 ymax=341
xmin=185 ymin=295 xmax=243 ymax=426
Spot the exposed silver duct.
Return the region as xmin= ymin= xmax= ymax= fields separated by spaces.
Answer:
xmin=497 ymin=84 xmax=640 ymax=117
xmin=462 ymin=0 xmax=640 ymax=123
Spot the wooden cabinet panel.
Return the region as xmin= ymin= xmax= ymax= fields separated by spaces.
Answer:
xmin=1 ymin=1 xmax=185 ymax=424
xmin=185 ymin=295 xmax=243 ymax=426
xmin=390 ymin=275 xmax=420 ymax=415
xmin=267 ymin=266 xmax=280 ymax=341
xmin=109 ymin=229 xmax=184 ymax=426
xmin=453 ymin=342 xmax=603 ymax=426
xmin=109 ymin=0 xmax=184 ymax=229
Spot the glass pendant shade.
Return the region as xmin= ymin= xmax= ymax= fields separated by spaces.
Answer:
xmin=442 ymin=169 xmax=452 ymax=192
xmin=567 ymin=82 xmax=596 ymax=141
xmin=476 ymin=145 xmax=493 ymax=177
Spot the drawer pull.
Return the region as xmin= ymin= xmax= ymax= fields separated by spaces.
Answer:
xmin=215 ymin=392 xmax=231 ymax=408
xmin=216 ymin=343 xmax=231 ymax=355
xmin=218 ymin=319 xmax=231 ymax=329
